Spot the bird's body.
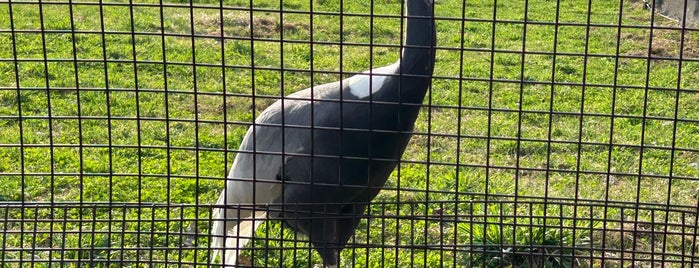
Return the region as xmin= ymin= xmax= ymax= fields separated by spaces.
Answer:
xmin=212 ymin=0 xmax=436 ymax=266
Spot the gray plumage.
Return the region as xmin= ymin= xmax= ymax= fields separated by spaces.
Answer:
xmin=212 ymin=0 xmax=436 ymax=266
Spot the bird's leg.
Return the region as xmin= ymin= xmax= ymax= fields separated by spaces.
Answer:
xmin=306 ymin=213 xmax=341 ymax=268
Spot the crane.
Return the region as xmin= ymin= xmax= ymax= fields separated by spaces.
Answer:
xmin=212 ymin=0 xmax=436 ymax=266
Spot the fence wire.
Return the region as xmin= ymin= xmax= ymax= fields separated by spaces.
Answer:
xmin=1 ymin=0 xmax=698 ymax=267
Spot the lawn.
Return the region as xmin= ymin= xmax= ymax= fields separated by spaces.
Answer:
xmin=1 ymin=0 xmax=699 ymax=267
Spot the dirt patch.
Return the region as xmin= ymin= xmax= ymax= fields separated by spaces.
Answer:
xmin=626 ymin=0 xmax=649 ymax=10
xmin=622 ymin=30 xmax=699 ymax=59
xmin=195 ymin=12 xmax=309 ymax=39
xmin=595 ymin=220 xmax=696 ymax=268
xmin=619 ymin=3 xmax=699 ymax=59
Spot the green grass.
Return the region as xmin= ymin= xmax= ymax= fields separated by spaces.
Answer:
xmin=1 ymin=0 xmax=699 ymax=267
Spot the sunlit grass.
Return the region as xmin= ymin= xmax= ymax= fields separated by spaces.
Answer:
xmin=1 ymin=0 xmax=699 ymax=267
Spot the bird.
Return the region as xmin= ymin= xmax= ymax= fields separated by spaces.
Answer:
xmin=211 ymin=0 xmax=436 ymax=266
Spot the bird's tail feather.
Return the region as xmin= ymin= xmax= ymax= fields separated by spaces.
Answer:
xmin=211 ymin=191 xmax=267 ymax=267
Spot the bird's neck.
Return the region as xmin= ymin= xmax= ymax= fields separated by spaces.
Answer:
xmin=398 ymin=0 xmax=436 ymax=104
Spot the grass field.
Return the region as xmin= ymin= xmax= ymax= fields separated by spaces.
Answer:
xmin=1 ymin=0 xmax=699 ymax=267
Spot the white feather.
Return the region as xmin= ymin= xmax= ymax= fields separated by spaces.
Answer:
xmin=211 ymin=189 xmax=270 ymax=267
xmin=211 ymin=134 xmax=282 ymax=267
xmin=348 ymin=61 xmax=400 ymax=98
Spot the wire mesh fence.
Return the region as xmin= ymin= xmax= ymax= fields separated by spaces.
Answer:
xmin=1 ymin=0 xmax=698 ymax=267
